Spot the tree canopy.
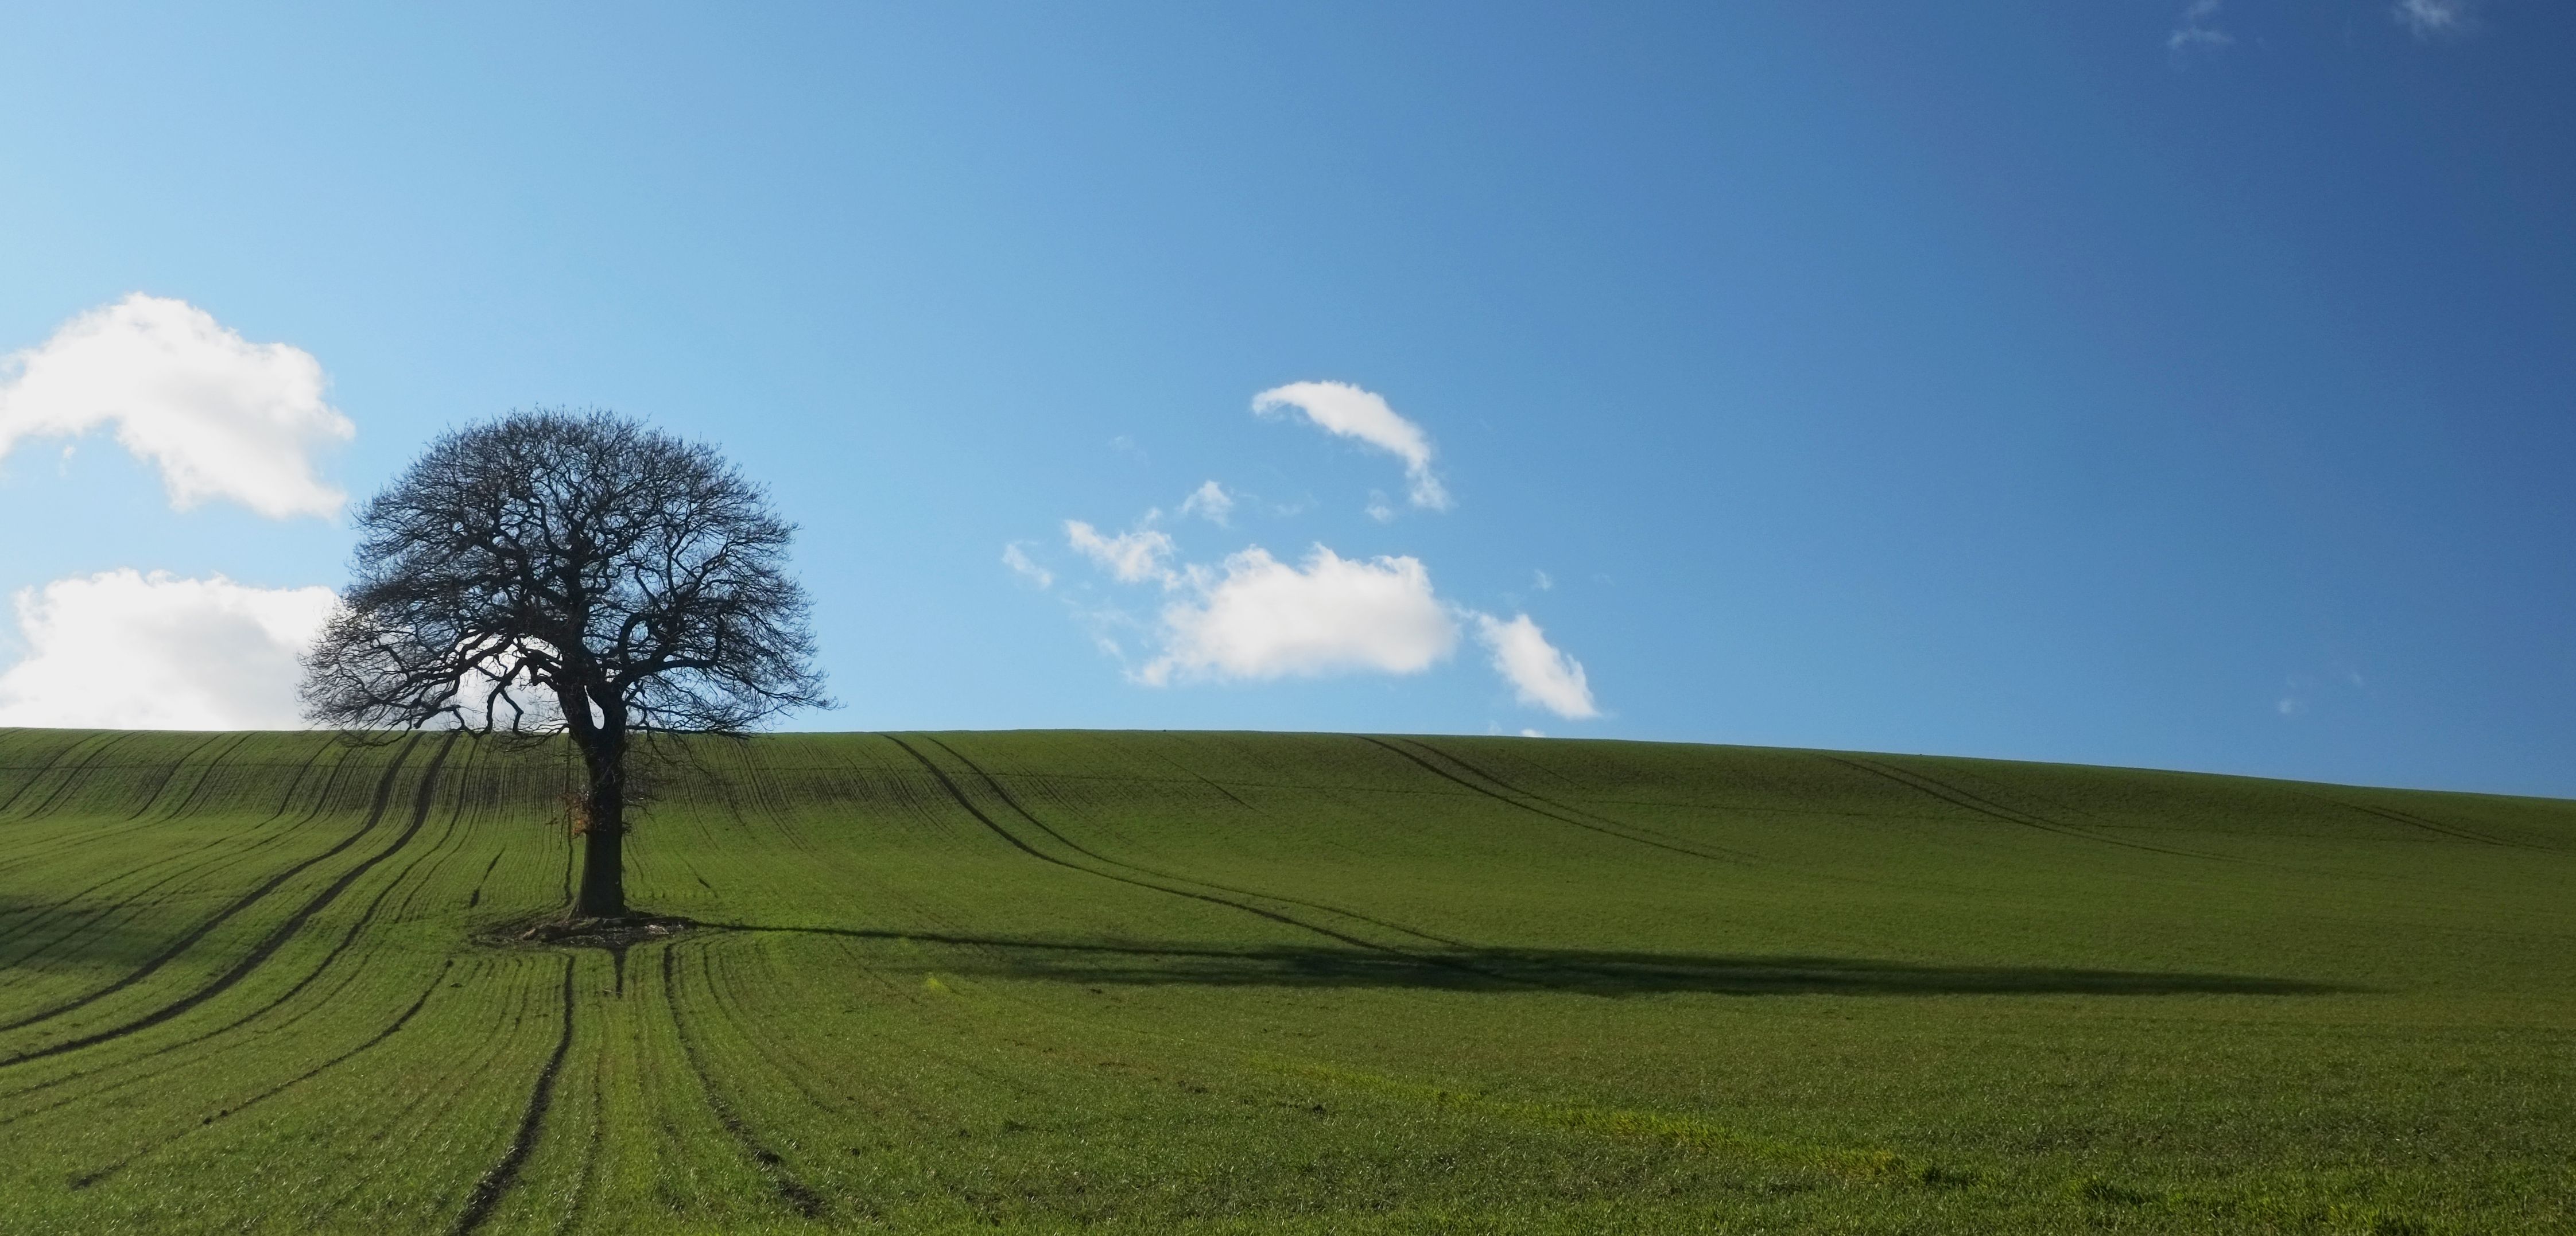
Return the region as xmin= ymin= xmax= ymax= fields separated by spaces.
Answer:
xmin=302 ymin=408 xmax=827 ymax=917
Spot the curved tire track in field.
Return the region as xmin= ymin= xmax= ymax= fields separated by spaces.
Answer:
xmin=0 ymin=745 xmax=482 ymax=1110
xmin=10 ymin=732 xmax=144 ymax=823
xmin=0 ymin=787 xmax=344 ymax=981
xmin=164 ymin=731 xmax=273 ymax=819
xmin=1827 ymin=756 xmax=2230 ymax=862
xmin=1395 ymin=736 xmax=1762 ymax=859
xmin=67 ymin=958 xmax=458 ymax=1189
xmin=119 ymin=732 xmax=242 ymax=821
xmin=661 ymin=945 xmax=827 ymax=1220
xmin=1360 ymin=736 xmax=1752 ymax=866
xmin=0 ymin=732 xmax=132 ymax=821
xmin=0 ymin=733 xmax=457 ymax=1068
xmin=0 ymin=737 xmax=423 ymax=1035
xmin=924 ymin=736 xmax=1465 ymax=948
xmin=2313 ymin=795 xmax=2546 ymax=850
xmin=0 ymin=733 xmax=105 ymax=817
xmin=452 ymin=957 xmax=578 ymax=1236
xmin=885 ymin=735 xmax=1426 ymax=958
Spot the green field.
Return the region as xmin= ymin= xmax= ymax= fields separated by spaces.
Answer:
xmin=1 ymin=728 xmax=2569 ymax=1234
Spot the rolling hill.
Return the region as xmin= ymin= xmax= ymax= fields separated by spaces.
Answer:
xmin=2 ymin=728 xmax=2570 ymax=1233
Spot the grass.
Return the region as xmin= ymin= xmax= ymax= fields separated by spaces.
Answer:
xmin=0 ymin=726 xmax=2570 ymax=1234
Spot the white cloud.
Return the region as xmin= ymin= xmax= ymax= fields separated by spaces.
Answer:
xmin=1532 ymin=569 xmax=1553 ymax=591
xmin=2168 ymin=0 xmax=2232 ymax=50
xmin=0 ymin=294 xmax=354 ymax=519
xmin=1473 ymin=612 xmax=1600 ymax=720
xmin=1001 ymin=542 xmax=1053 ymax=589
xmin=1065 ymin=519 xmax=1178 ymax=585
xmin=2394 ymin=0 xmax=2474 ymax=36
xmin=0 ymin=570 xmax=336 ymax=729
xmin=1140 ymin=546 xmax=1457 ymax=685
xmin=1252 ymin=380 xmax=1452 ymax=511
xmin=1520 ymin=728 xmax=1546 ymax=738
xmin=1179 ymin=480 xmax=1234 ymax=525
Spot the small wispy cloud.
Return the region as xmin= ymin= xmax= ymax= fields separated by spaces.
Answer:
xmin=1473 ymin=612 xmax=1600 ymax=720
xmin=1001 ymin=542 xmax=1053 ymax=589
xmin=2393 ymin=0 xmax=2476 ymax=37
xmin=1179 ymin=480 xmax=1234 ymax=525
xmin=1065 ymin=518 xmax=1179 ymax=586
xmin=1253 ymin=380 xmax=1452 ymax=512
xmin=2168 ymin=0 xmax=2233 ymax=52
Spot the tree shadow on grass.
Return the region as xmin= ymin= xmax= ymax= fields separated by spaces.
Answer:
xmin=704 ymin=923 xmax=2350 ymax=997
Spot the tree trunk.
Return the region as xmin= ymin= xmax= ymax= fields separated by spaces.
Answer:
xmin=571 ymin=736 xmax=627 ymax=919
xmin=574 ymin=820 xmax=626 ymax=919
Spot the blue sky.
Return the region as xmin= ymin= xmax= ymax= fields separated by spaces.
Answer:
xmin=1 ymin=2 xmax=2570 ymax=796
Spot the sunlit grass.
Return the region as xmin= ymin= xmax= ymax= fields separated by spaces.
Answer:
xmin=2 ymin=728 xmax=2569 ymax=1233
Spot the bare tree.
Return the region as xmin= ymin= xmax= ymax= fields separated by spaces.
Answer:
xmin=301 ymin=409 xmax=828 ymax=920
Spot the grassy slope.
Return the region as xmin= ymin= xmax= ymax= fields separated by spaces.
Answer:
xmin=0 ymin=728 xmax=2569 ymax=1234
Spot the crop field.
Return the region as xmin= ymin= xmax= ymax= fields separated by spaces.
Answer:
xmin=0 ymin=729 xmax=2570 ymax=1234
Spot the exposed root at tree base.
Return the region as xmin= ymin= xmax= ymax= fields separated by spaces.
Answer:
xmin=479 ymin=914 xmax=699 ymax=950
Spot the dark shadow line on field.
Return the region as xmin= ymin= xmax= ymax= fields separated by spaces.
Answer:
xmin=697 ymin=923 xmax=2348 ymax=997
xmin=0 ymin=733 xmax=456 ymax=1070
xmin=67 ymin=957 xmax=457 ymax=1191
xmin=921 ymin=735 xmax=1465 ymax=948
xmin=1357 ymin=736 xmax=1751 ymax=867
xmin=452 ymin=955 xmax=577 ymax=1236
xmin=468 ymin=849 xmax=505 ymax=908
xmin=882 ymin=736 xmax=1469 ymax=969
xmin=0 ymin=736 xmax=424 ymax=1036
xmin=1826 ymin=756 xmax=2236 ymax=862
xmin=661 ymin=944 xmax=827 ymax=1220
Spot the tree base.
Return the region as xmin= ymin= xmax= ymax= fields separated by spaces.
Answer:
xmin=503 ymin=913 xmax=697 ymax=950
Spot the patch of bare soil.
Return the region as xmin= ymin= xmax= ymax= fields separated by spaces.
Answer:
xmin=480 ymin=914 xmax=700 ymax=950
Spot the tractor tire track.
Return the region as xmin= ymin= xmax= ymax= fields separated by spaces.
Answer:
xmin=1358 ymin=736 xmax=1751 ymax=866
xmin=884 ymin=735 xmax=1416 ymax=958
xmin=1396 ymin=737 xmax=1762 ymax=860
xmin=67 ymin=958 xmax=458 ymax=1189
xmin=0 ymin=732 xmax=105 ymax=818
xmin=662 ymin=945 xmax=827 ymax=1219
xmin=452 ymin=956 xmax=577 ymax=1236
xmin=165 ymin=730 xmax=272 ymax=819
xmin=925 ymin=736 xmax=1464 ymax=947
xmin=2317 ymin=795 xmax=2543 ymax=850
xmin=14 ymin=731 xmax=142 ymax=821
xmin=0 ymin=733 xmax=456 ymax=1068
xmin=0 ymin=737 xmax=424 ymax=1036
xmin=119 ymin=733 xmax=239 ymax=821
xmin=0 ymin=759 xmax=478 ymax=1115
xmin=0 ymin=794 xmax=344 ymax=979
xmin=1829 ymin=755 xmax=2230 ymax=862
